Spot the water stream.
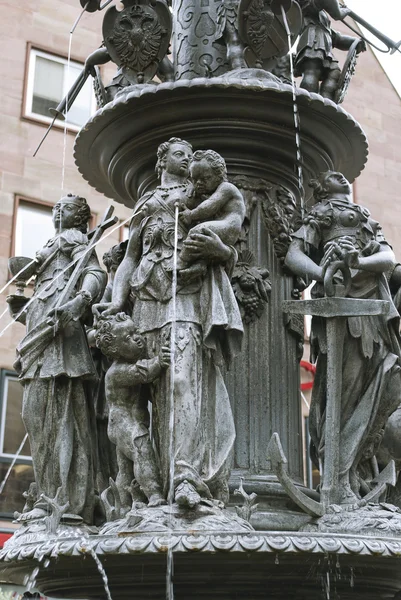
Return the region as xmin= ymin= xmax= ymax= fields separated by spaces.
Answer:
xmin=0 ymin=215 xmax=131 ymax=335
xmin=61 ymin=32 xmax=73 ymax=195
xmin=0 ymin=433 xmax=28 ymax=495
xmin=280 ymin=5 xmax=304 ymax=215
xmin=166 ymin=201 xmax=180 ymax=600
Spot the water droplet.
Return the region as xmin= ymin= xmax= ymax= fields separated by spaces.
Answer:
xmin=275 ymin=554 xmax=279 ymax=565
xmin=44 ymin=558 xmax=50 ymax=568
xmin=350 ymin=567 xmax=354 ymax=588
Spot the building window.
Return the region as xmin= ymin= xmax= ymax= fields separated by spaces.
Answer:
xmin=12 ymin=197 xmax=54 ymax=260
xmin=0 ymin=370 xmax=33 ymax=517
xmin=23 ymin=46 xmax=96 ymax=130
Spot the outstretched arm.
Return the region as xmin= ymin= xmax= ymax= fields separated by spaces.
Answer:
xmin=285 ymin=238 xmax=324 ymax=282
xmin=93 ymin=213 xmax=144 ymax=318
xmin=85 ymin=47 xmax=111 ymax=77
xmin=332 ymin=31 xmax=366 ymax=52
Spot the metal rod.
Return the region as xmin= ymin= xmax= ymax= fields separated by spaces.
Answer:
xmin=70 ymin=1 xmax=90 ymax=34
xmin=32 ymin=114 xmax=58 ymax=157
xmin=49 ymin=68 xmax=90 ymax=121
xmin=342 ymin=6 xmax=401 ymax=54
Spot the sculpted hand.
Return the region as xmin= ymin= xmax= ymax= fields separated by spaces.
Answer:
xmin=49 ymin=294 xmax=89 ymax=328
xmin=182 ymin=227 xmax=231 ymax=262
xmin=340 ymin=6 xmax=351 ymax=19
xmin=179 ymin=208 xmax=193 ymax=228
xmin=337 ymin=238 xmax=360 ymax=268
xmin=158 ymin=345 xmax=171 ymax=368
xmin=356 ymin=39 xmax=367 ymax=53
xmin=92 ymin=302 xmax=121 ymax=322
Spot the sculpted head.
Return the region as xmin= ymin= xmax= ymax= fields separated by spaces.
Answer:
xmin=95 ymin=313 xmax=147 ymax=362
xmin=190 ymin=149 xmax=227 ymax=196
xmin=155 ymin=137 xmax=193 ymax=179
xmin=52 ymin=193 xmax=91 ymax=233
xmin=102 ymin=241 xmax=128 ymax=274
xmin=310 ymin=171 xmax=352 ymax=201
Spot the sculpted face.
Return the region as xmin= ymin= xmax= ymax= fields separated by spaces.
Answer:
xmin=324 ymin=172 xmax=352 ymax=196
xmin=113 ymin=320 xmax=146 ymax=362
xmin=163 ymin=143 xmax=193 ymax=178
xmin=52 ymin=196 xmax=80 ymax=230
xmin=190 ymin=159 xmax=222 ymax=196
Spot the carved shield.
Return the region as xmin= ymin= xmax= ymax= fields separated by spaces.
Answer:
xmin=238 ymin=0 xmax=302 ymax=63
xmin=103 ymin=1 xmax=172 ymax=82
xmin=334 ymin=39 xmax=360 ymax=105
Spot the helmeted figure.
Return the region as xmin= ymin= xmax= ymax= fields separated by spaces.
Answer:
xmin=295 ymin=0 xmax=364 ymax=101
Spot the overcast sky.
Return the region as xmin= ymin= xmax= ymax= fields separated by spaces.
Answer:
xmin=345 ymin=0 xmax=401 ymax=97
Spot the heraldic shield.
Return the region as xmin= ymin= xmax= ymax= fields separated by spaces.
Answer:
xmin=102 ymin=0 xmax=172 ymax=83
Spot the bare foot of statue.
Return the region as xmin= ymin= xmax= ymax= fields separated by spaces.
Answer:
xmin=148 ymin=494 xmax=167 ymax=507
xmin=175 ymin=480 xmax=201 ymax=508
xmin=16 ymin=507 xmax=47 ymax=522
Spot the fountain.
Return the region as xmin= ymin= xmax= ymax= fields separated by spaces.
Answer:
xmin=2 ymin=1 xmax=401 ymax=599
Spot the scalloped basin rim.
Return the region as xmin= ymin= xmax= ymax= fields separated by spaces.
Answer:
xmin=74 ymin=77 xmax=368 ymax=208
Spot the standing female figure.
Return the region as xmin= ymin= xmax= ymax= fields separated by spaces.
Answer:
xmin=286 ymin=172 xmax=401 ymax=503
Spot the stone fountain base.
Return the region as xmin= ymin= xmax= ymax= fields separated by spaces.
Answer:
xmin=1 ymin=529 xmax=401 ymax=599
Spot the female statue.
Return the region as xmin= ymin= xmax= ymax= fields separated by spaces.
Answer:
xmin=95 ymin=138 xmax=244 ymax=509
xmin=285 ymin=172 xmax=401 ymax=504
xmin=8 ymin=194 xmax=106 ymax=523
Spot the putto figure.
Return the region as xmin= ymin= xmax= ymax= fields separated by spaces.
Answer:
xmin=295 ymin=0 xmax=365 ymax=100
xmin=178 ymin=149 xmax=245 ymax=281
xmin=95 ymin=313 xmax=170 ymax=510
xmin=94 ymin=138 xmax=244 ymax=509
xmin=8 ymin=194 xmax=107 ymax=524
xmin=285 ymin=172 xmax=401 ymax=504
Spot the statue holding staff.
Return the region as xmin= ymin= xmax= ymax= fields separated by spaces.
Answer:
xmin=95 ymin=138 xmax=244 ymax=508
xmin=8 ymin=195 xmax=108 ymax=524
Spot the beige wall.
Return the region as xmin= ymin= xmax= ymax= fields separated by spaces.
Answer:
xmin=339 ymin=21 xmax=401 ymax=257
xmin=0 ymin=0 xmax=131 ymax=368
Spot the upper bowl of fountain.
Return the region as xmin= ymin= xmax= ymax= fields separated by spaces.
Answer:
xmin=74 ymin=77 xmax=368 ymax=209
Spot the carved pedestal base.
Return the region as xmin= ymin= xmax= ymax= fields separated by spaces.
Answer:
xmin=2 ymin=530 xmax=401 ymax=599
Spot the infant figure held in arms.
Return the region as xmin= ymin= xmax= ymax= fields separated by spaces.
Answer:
xmin=178 ymin=150 xmax=245 ymax=281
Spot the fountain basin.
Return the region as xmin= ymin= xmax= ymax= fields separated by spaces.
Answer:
xmin=74 ymin=76 xmax=368 ymax=208
xmin=1 ymin=531 xmax=401 ymax=599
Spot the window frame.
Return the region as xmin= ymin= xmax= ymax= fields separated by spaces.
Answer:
xmin=22 ymin=43 xmax=97 ymax=133
xmin=0 ymin=370 xmax=31 ymax=465
xmin=10 ymin=195 xmax=54 ymax=260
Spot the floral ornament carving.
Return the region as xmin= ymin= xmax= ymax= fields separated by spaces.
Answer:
xmin=230 ymin=176 xmax=300 ymax=265
xmin=232 ymin=250 xmax=271 ymax=324
xmin=261 ymin=184 xmax=299 ymax=265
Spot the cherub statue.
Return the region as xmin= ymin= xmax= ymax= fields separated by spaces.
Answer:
xmin=95 ymin=313 xmax=171 ymax=509
xmin=295 ymin=0 xmax=365 ymax=100
xmin=178 ymin=149 xmax=245 ymax=281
